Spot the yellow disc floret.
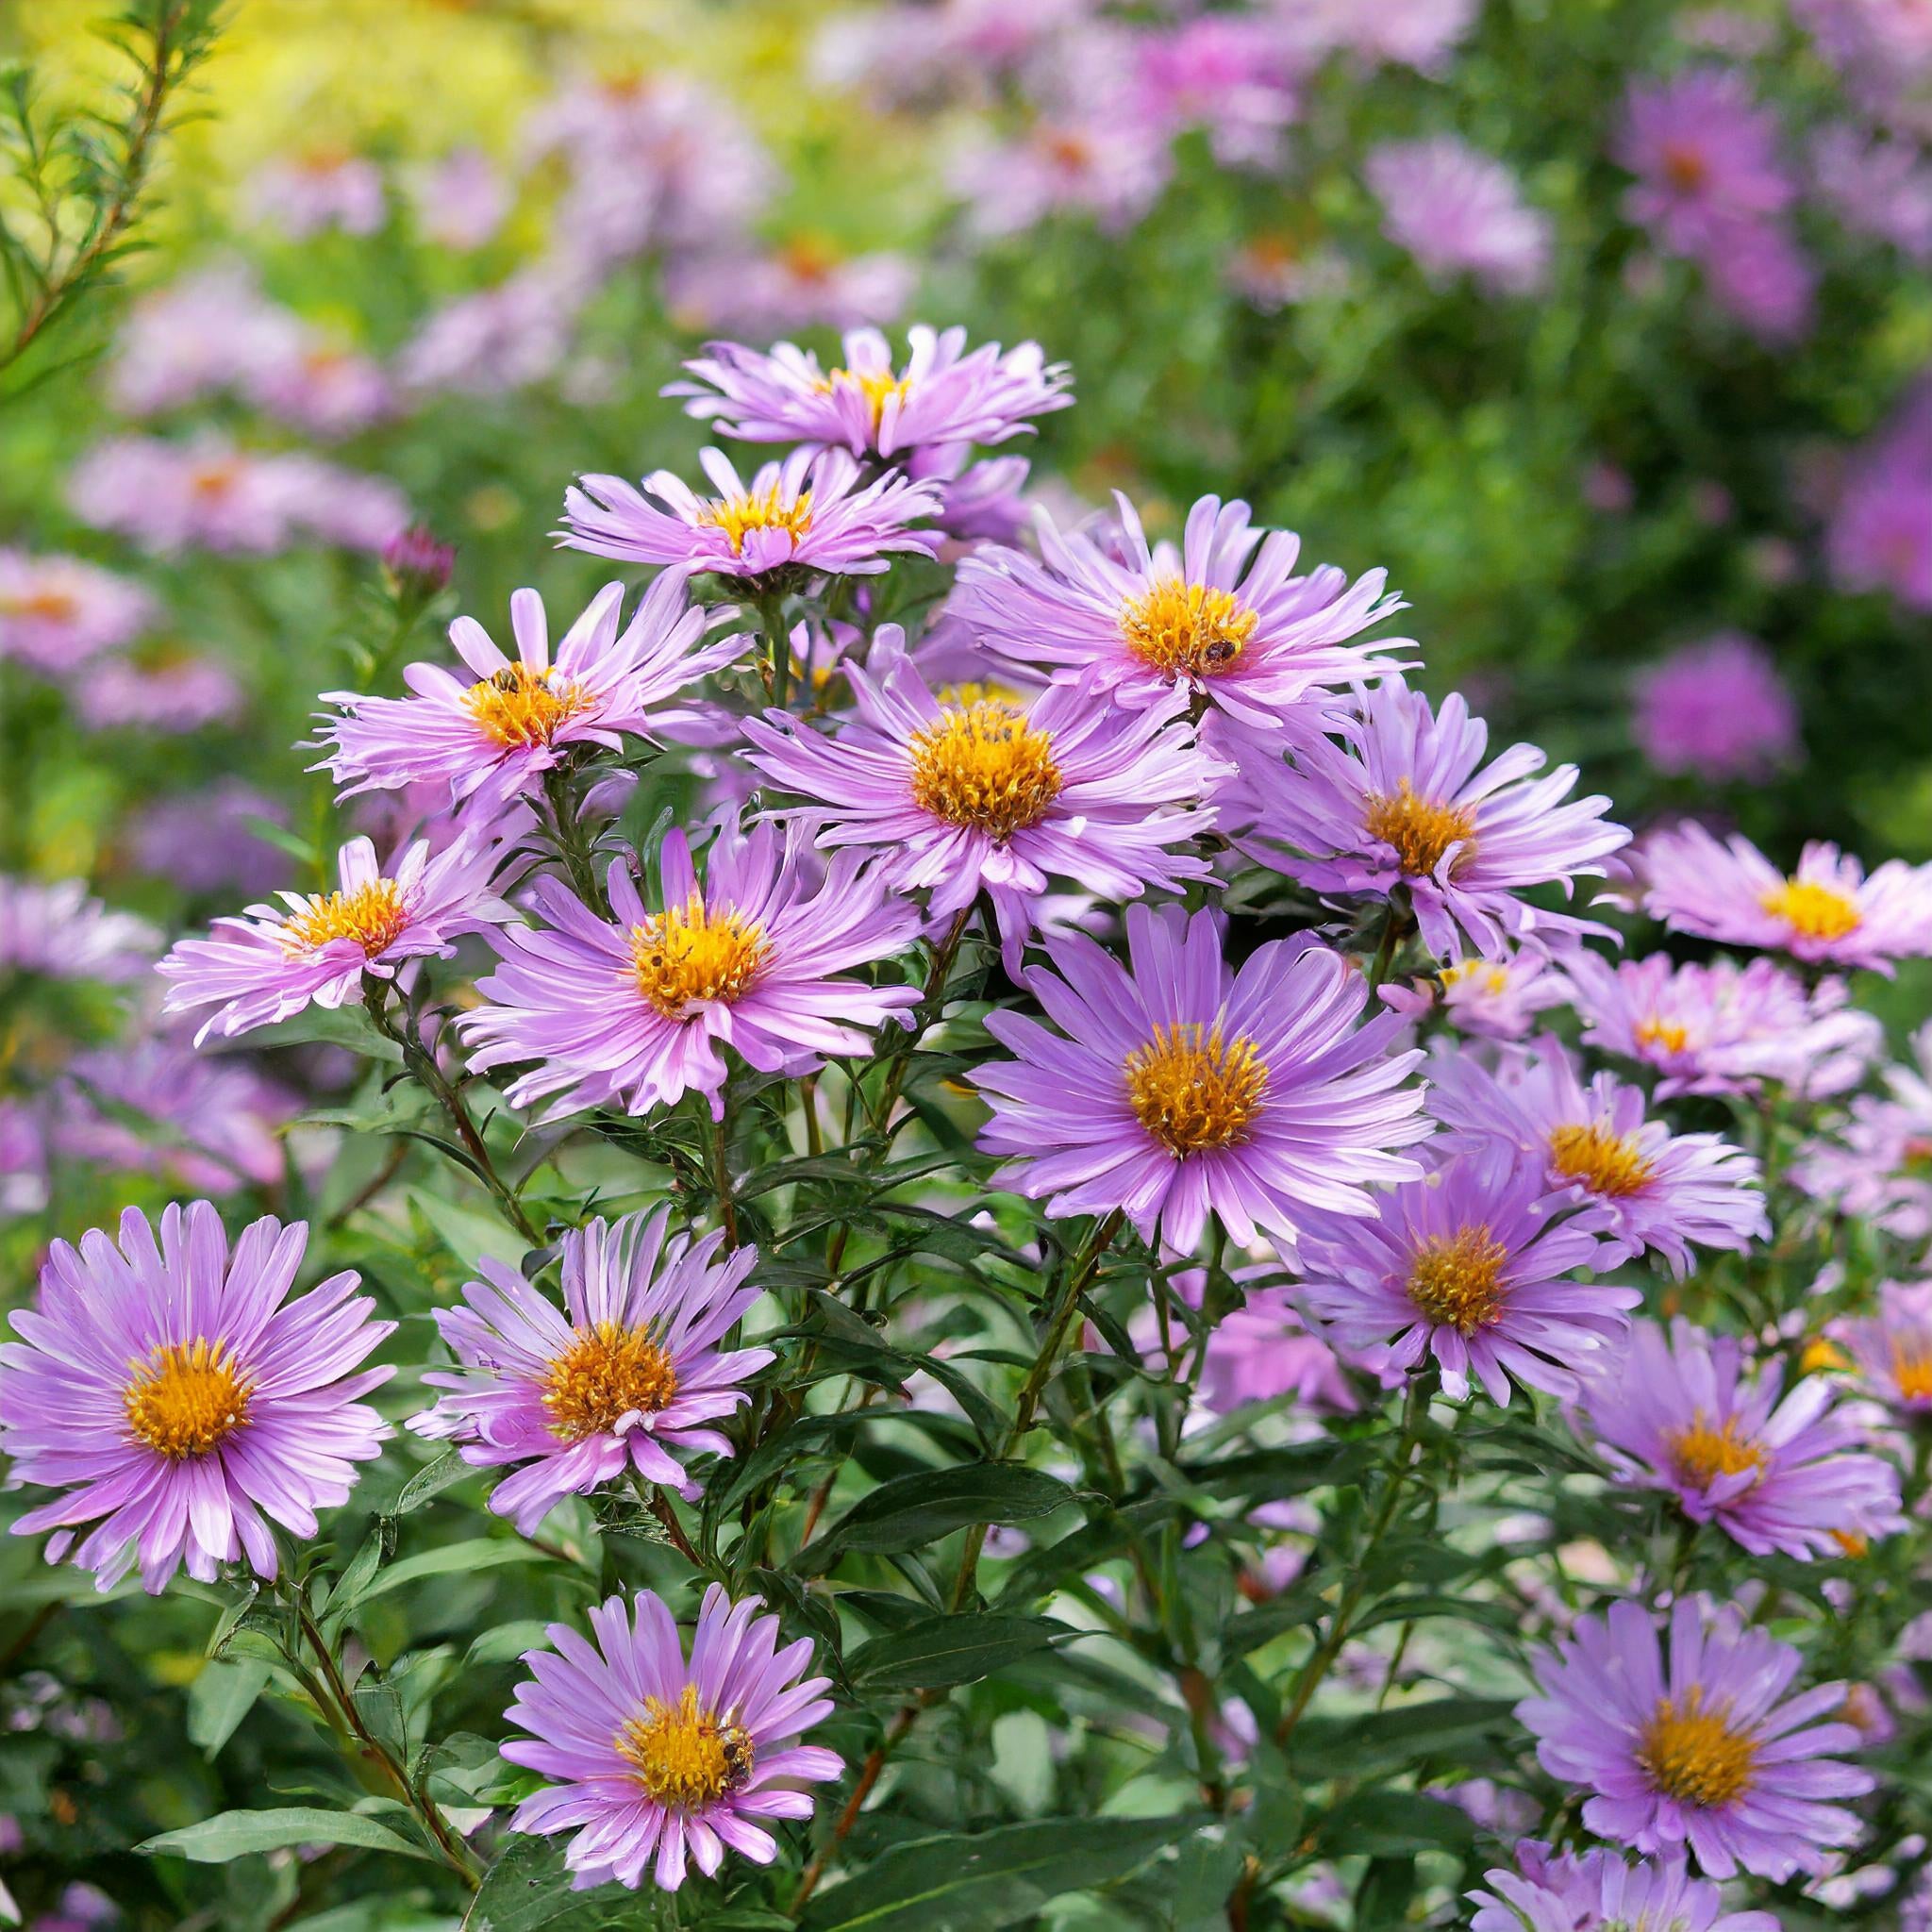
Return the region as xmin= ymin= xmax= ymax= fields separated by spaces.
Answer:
xmin=124 ymin=1339 xmax=251 ymax=1459
xmin=1124 ymin=1023 xmax=1269 ymax=1156
xmin=908 ymin=700 xmax=1063 ymax=841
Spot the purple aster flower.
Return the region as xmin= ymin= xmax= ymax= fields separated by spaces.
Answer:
xmin=0 ymin=876 xmax=158 ymax=982
xmin=952 ymin=494 xmax=1411 ymax=734
xmin=380 ymin=525 xmax=456 ymax=601
xmin=409 ymin=1208 xmax=773 ymax=1533
xmin=503 ymin=1585 xmax=840 ymax=1890
xmin=1131 ymin=17 xmax=1304 ymax=170
xmin=1637 ymin=822 xmax=1932 ymax=973
xmin=243 ymin=147 xmax=387 ymax=238
xmin=1837 ymin=1276 xmax=1932 ymax=1411
xmin=1279 ymin=0 xmax=1476 ymax=75
xmin=1191 ymin=1286 xmax=1357 ymax=1415
xmin=132 ymin=783 xmax=291 ymax=897
xmin=560 ymin=447 xmax=940 ymax=583
xmin=239 ymin=327 xmax=392 ymax=439
xmin=1631 ymin=633 xmax=1799 ymax=780
xmin=1427 ymin=1038 xmax=1767 ymax=1274
xmin=1793 ymin=1022 xmax=1932 ymax=1241
xmin=1517 ymin=1594 xmax=1873 ymax=1880
xmin=1379 ymin=949 xmax=1573 ymax=1042
xmin=75 ymin=652 xmax=245 ymax=734
xmin=0 ymin=552 xmax=153 ymax=674
xmin=398 ymin=269 xmax=587 ymax=397
xmin=1227 ymin=677 xmax=1629 ymax=961
xmin=1365 ymin=136 xmax=1554 ymax=295
xmin=1811 ymin=124 xmax=1932 ymax=258
xmin=1615 ymin=69 xmax=1796 ymax=254
xmin=1584 ymin=1319 xmax=1903 ymax=1560
xmin=158 ymin=833 xmax=513 ymax=1044
xmin=1829 ymin=390 xmax=1932 ymax=611
xmin=1295 ymin=1146 xmax=1632 ymax=1404
xmin=664 ymin=242 xmax=916 ymax=338
xmin=975 ymin=905 xmax=1433 ymax=1254
xmin=406 ymin=146 xmax=508 ymax=251
xmin=0 ymin=1201 xmax=392 ymax=1592
xmin=669 ymin=325 xmax=1071 ymax=458
xmin=947 ymin=113 xmax=1174 ymax=238
xmin=742 ymin=626 xmax=1218 ymax=970
xmin=1566 ymin=952 xmax=1881 ymax=1100
xmin=108 ymin=261 xmax=296 ymax=416
xmin=318 ymin=573 xmax=741 ymax=809
xmin=1700 ymin=215 xmax=1816 ymax=343
xmin=1470 ymin=1841 xmax=1777 ymax=1932
xmin=458 ymin=813 xmax=921 ymax=1122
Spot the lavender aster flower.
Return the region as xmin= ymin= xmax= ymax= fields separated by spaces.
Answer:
xmin=1837 ymin=1277 xmax=1932 ymax=1412
xmin=561 ymin=447 xmax=940 ymax=582
xmin=742 ymin=627 xmax=1219 ymax=970
xmin=1517 ymin=1595 xmax=1873 ymax=1879
xmin=458 ymin=813 xmax=921 ymax=1122
xmin=1566 ymin=952 xmax=1880 ymax=1099
xmin=1585 ymin=1319 xmax=1903 ymax=1559
xmin=1615 ymin=69 xmax=1796 ymax=254
xmin=318 ymin=573 xmax=742 ymax=808
xmin=1470 ymin=1841 xmax=1777 ymax=1932
xmin=410 ymin=1209 xmax=773 ymax=1532
xmin=158 ymin=834 xmax=513 ymax=1043
xmin=952 ymin=494 xmax=1411 ymax=733
xmin=1427 ymin=1039 xmax=1767 ymax=1273
xmin=669 ymin=325 xmax=1071 ymax=458
xmin=0 ymin=552 xmax=153 ymax=674
xmin=975 ymin=905 xmax=1432 ymax=1254
xmin=1295 ymin=1147 xmax=1633 ymax=1404
xmin=1365 ymin=136 xmax=1554 ymax=295
xmin=1379 ymin=950 xmax=1573 ymax=1042
xmin=503 ymin=1585 xmax=839 ymax=1890
xmin=0 ymin=1202 xmax=392 ymax=1592
xmin=1631 ymin=633 xmax=1799 ymax=780
xmin=0 ymin=876 xmax=158 ymax=982
xmin=1228 ymin=677 xmax=1629 ymax=961
xmin=1638 ymin=823 xmax=1932 ymax=973
xmin=1792 ymin=1022 xmax=1932 ymax=1241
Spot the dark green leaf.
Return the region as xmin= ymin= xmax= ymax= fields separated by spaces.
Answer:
xmin=139 ymin=1807 xmax=434 ymax=1864
xmin=795 ymin=1466 xmax=1075 ymax=1574
xmin=847 ymin=1614 xmax=1064 ymax=1692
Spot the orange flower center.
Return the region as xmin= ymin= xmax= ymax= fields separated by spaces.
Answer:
xmin=630 ymin=896 xmax=768 ymax=1017
xmin=1638 ymin=1690 xmax=1757 ymax=1808
xmin=698 ymin=485 xmax=813 ymax=555
xmin=823 ymin=365 xmax=911 ymax=429
xmin=541 ymin=1321 xmax=679 ymax=1439
xmin=0 ymin=588 xmax=80 ymax=624
xmin=1548 ymin=1122 xmax=1656 ymax=1198
xmin=908 ymin=700 xmax=1063 ymax=841
xmin=1405 ymin=1224 xmax=1508 ymax=1334
xmin=1119 ymin=577 xmax=1258 ymax=679
xmin=1759 ymin=877 xmax=1861 ymax=943
xmin=1124 ymin=1023 xmax=1269 ymax=1155
xmin=615 ymin=1684 xmax=755 ymax=1809
xmin=124 ymin=1339 xmax=251 ymax=1458
xmin=1891 ymin=1342 xmax=1932 ymax=1403
xmin=1660 ymin=142 xmax=1711 ymax=192
xmin=1665 ymin=1412 xmax=1768 ymax=1489
xmin=1362 ymin=780 xmax=1477 ymax=878
xmin=280 ymin=877 xmax=409 ymax=957
xmin=463 ymin=663 xmax=592 ymax=749
xmin=1635 ymin=1015 xmax=1691 ymax=1056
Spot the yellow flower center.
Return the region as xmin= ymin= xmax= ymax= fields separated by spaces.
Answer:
xmin=280 ymin=877 xmax=410 ymax=957
xmin=615 ymin=1684 xmax=756 ymax=1810
xmin=0 ymin=588 xmax=80 ymax=623
xmin=698 ymin=486 xmax=813 ymax=556
xmin=1118 ymin=577 xmax=1258 ymax=679
xmin=124 ymin=1339 xmax=251 ymax=1459
xmin=908 ymin=700 xmax=1063 ymax=841
xmin=1638 ymin=1690 xmax=1758 ymax=1808
xmin=1891 ymin=1342 xmax=1932 ymax=1403
xmin=462 ymin=663 xmax=592 ymax=749
xmin=824 ymin=365 xmax=912 ymax=429
xmin=1665 ymin=1413 xmax=1768 ymax=1489
xmin=1833 ymin=1528 xmax=1871 ymax=1560
xmin=1362 ymin=779 xmax=1478 ymax=878
xmin=1635 ymin=1015 xmax=1691 ymax=1056
xmin=1548 ymin=1122 xmax=1656 ymax=1198
xmin=190 ymin=460 xmax=242 ymax=501
xmin=630 ymin=896 xmax=768 ymax=1018
xmin=1124 ymin=1023 xmax=1269 ymax=1156
xmin=1404 ymin=1224 xmax=1509 ymax=1334
xmin=1440 ymin=960 xmax=1509 ymax=996
xmin=1660 ymin=142 xmax=1712 ymax=192
xmin=1759 ymin=877 xmax=1862 ymax=943
xmin=541 ymin=1321 xmax=679 ymax=1440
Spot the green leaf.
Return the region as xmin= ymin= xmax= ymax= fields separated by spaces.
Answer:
xmin=186 ymin=1658 xmax=272 ymax=1759
xmin=847 ymin=1614 xmax=1064 ymax=1692
xmin=1289 ymin=1696 xmax=1517 ymax=1777
xmin=1309 ymin=1790 xmax=1477 ymax=1858
xmin=465 ymin=1621 xmax=555 ymax=1671
xmin=393 ymin=1447 xmax=477 ymax=1516
xmin=360 ymin=1539 xmax=547 ymax=1600
xmin=795 ymin=1466 xmax=1075 ymax=1575
xmin=798 ymin=1812 xmax=1210 ymax=1932
xmin=243 ymin=1006 xmax=403 ymax=1065
xmin=411 ymin=1190 xmax=530 ymax=1270
xmin=463 ymin=1834 xmax=630 ymax=1931
xmin=138 ymin=1807 xmax=434 ymax=1864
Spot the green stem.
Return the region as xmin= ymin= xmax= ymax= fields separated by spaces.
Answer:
xmin=541 ymin=766 xmax=608 ymax=917
xmin=755 ymin=590 xmax=792 ymax=712
xmin=711 ymin=1098 xmax=740 ymax=1247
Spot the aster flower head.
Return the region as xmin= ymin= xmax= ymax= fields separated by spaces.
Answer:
xmin=0 ymin=1202 xmax=392 ymax=1592
xmin=560 ymin=446 xmax=940 ymax=584
xmin=1470 ymin=1842 xmax=1778 ymax=1932
xmin=0 ymin=552 xmax=154 ymax=674
xmin=0 ymin=876 xmax=159 ymax=983
xmin=1365 ymin=136 xmax=1554 ymax=295
xmin=75 ymin=651 xmax=244 ymax=735
xmin=1295 ymin=1146 xmax=1633 ymax=1404
xmin=1638 ymin=822 xmax=1932 ymax=974
xmin=158 ymin=833 xmax=513 ymax=1044
xmin=1379 ymin=949 xmax=1573 ymax=1042
xmin=410 ymin=1208 xmax=773 ymax=1533
xmin=504 ymin=1585 xmax=840 ymax=1890
xmin=458 ymin=812 xmax=921 ymax=1123
xmin=1792 ymin=1021 xmax=1932 ymax=1241
xmin=742 ymin=626 xmax=1220 ymax=971
xmin=946 ymin=113 xmax=1174 ymax=238
xmin=1566 ymin=951 xmax=1881 ymax=1100
xmin=669 ymin=324 xmax=1071 ymax=458
xmin=1838 ymin=1277 xmax=1932 ymax=1412
xmin=953 ymin=494 xmax=1412 ymax=734
xmin=1585 ymin=1319 xmax=1904 ymax=1559
xmin=975 ymin=905 xmax=1433 ymax=1255
xmin=664 ymin=242 xmax=917 ymax=339
xmin=244 ymin=147 xmax=387 ymax=238
xmin=1518 ymin=1594 xmax=1873 ymax=1879
xmin=317 ymin=572 xmax=742 ymax=809
xmin=1615 ymin=68 xmax=1796 ymax=254
xmin=1428 ymin=1038 xmax=1767 ymax=1274
xmin=1631 ymin=632 xmax=1799 ymax=780
xmin=1229 ymin=677 xmax=1629 ymax=961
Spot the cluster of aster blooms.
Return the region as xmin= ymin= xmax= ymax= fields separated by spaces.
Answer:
xmin=6 ymin=316 xmax=1932 ymax=1925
